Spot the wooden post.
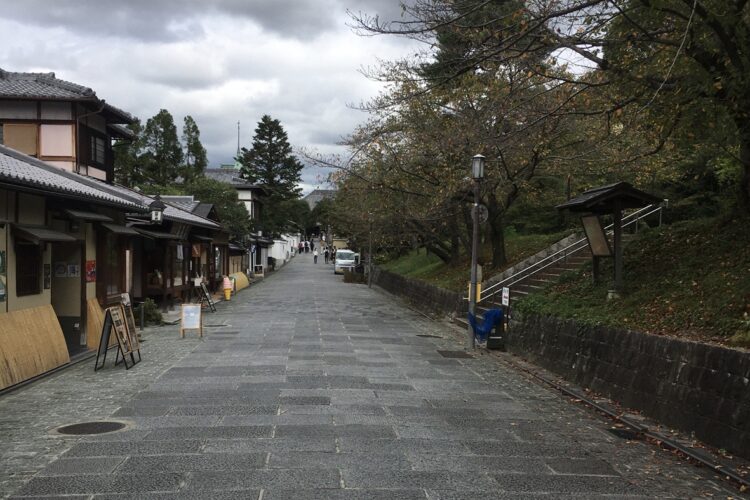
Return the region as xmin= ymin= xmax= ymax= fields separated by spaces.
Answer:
xmin=613 ymin=202 xmax=623 ymax=293
xmin=592 ymin=255 xmax=600 ymax=284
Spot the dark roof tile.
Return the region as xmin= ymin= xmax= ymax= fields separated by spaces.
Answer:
xmin=0 ymin=144 xmax=144 ymax=211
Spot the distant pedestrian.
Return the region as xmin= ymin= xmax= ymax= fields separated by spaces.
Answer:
xmin=304 ymin=241 xmax=309 ymax=253
xmin=313 ymin=248 xmax=318 ymax=264
xmin=310 ymin=241 xmax=315 ymax=252
xmin=324 ymin=247 xmax=329 ymax=264
xmin=298 ymin=242 xmax=303 ymax=254
xmin=332 ymin=247 xmax=337 ymax=264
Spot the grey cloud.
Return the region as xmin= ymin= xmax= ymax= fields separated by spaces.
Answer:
xmin=1 ymin=0 xmax=415 ymax=42
xmin=0 ymin=0 xmax=405 ymax=42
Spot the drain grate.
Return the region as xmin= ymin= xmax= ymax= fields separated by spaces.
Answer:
xmin=607 ymin=427 xmax=641 ymax=440
xmin=56 ymin=421 xmax=127 ymax=435
xmin=416 ymin=334 xmax=442 ymax=338
xmin=437 ymin=350 xmax=474 ymax=359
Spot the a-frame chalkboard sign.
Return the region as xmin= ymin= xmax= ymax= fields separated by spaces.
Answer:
xmin=199 ymin=282 xmax=216 ymax=312
xmin=94 ymin=305 xmax=142 ymax=371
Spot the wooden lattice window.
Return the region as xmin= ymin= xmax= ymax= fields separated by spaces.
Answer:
xmin=16 ymin=245 xmax=41 ymax=296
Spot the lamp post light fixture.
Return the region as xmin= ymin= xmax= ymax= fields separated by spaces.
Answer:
xmin=149 ymin=194 xmax=166 ymax=225
xmin=468 ymin=154 xmax=485 ymax=350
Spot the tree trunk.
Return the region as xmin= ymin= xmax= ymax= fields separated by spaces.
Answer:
xmin=489 ymin=215 xmax=506 ymax=268
xmin=740 ymin=133 xmax=750 ymax=213
xmin=449 ymin=208 xmax=461 ymax=266
xmin=461 ymin=204 xmax=473 ymax=254
xmin=425 ymin=243 xmax=451 ymax=263
xmin=486 ymin=193 xmax=507 ymax=268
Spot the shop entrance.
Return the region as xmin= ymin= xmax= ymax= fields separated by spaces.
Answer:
xmin=51 ymin=242 xmax=85 ymax=356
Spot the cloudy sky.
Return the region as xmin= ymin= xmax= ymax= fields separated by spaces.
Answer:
xmin=0 ymin=0 xmax=421 ymax=193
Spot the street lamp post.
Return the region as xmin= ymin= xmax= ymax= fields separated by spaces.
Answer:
xmin=468 ymin=154 xmax=485 ymax=350
xmin=149 ymin=194 xmax=166 ymax=225
xmin=367 ymin=211 xmax=373 ymax=288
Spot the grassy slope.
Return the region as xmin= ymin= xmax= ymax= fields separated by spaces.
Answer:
xmin=381 ymin=231 xmax=570 ymax=293
xmin=515 ymin=215 xmax=750 ymax=345
xmin=381 ymin=215 xmax=750 ymax=345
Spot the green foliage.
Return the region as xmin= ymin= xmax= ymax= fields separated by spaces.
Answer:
xmin=140 ymin=109 xmax=184 ymax=186
xmin=729 ymin=313 xmax=750 ymax=347
xmin=182 ymin=115 xmax=208 ymax=184
xmin=113 ymin=119 xmax=143 ymax=187
xmin=382 ymin=230 xmax=570 ymax=292
xmin=238 ymin=115 xmax=303 ymax=236
xmin=516 ymin=215 xmax=750 ymax=342
xmin=310 ymin=198 xmax=334 ymax=234
xmin=185 ymin=177 xmax=250 ymax=240
xmin=141 ymin=298 xmax=162 ymax=325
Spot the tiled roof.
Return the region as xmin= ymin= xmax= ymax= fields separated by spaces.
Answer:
xmin=96 ymin=182 xmax=220 ymax=229
xmin=0 ymin=144 xmax=145 ymax=211
xmin=161 ymin=195 xmax=200 ymax=213
xmin=192 ymin=202 xmax=214 ymax=220
xmin=204 ymin=168 xmax=265 ymax=191
xmin=0 ymin=68 xmax=134 ymax=123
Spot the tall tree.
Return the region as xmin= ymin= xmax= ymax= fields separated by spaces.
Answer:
xmin=353 ymin=0 xmax=750 ymax=212
xmin=182 ymin=115 xmax=208 ymax=184
xmin=113 ymin=118 xmax=143 ymax=187
xmin=238 ymin=115 xmax=303 ymax=235
xmin=186 ymin=177 xmax=251 ymax=241
xmin=141 ymin=109 xmax=184 ymax=186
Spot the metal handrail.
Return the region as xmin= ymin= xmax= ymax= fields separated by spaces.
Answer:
xmin=476 ymin=202 xmax=665 ymax=304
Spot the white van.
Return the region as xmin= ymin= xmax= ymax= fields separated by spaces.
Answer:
xmin=333 ymin=249 xmax=359 ymax=275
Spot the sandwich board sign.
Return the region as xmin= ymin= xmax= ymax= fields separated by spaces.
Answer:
xmin=181 ymin=303 xmax=203 ymax=338
xmin=501 ymin=287 xmax=510 ymax=307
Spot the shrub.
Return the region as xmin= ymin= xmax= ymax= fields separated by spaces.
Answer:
xmin=141 ymin=298 xmax=162 ymax=325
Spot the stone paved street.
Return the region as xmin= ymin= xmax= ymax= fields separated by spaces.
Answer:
xmin=0 ymin=255 xmax=741 ymax=498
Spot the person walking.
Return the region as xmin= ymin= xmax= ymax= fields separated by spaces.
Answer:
xmin=298 ymin=241 xmax=303 ymax=254
xmin=324 ymin=247 xmax=329 ymax=264
xmin=313 ymin=248 xmax=319 ymax=264
xmin=331 ymin=247 xmax=337 ymax=264
xmin=304 ymin=240 xmax=309 ymax=253
xmin=310 ymin=240 xmax=315 ymax=252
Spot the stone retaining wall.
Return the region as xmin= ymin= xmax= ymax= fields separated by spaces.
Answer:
xmin=508 ymin=314 xmax=750 ymax=458
xmin=371 ymin=267 xmax=462 ymax=317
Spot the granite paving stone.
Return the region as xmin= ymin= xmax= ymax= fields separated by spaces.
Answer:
xmin=0 ymin=254 xmax=741 ymax=498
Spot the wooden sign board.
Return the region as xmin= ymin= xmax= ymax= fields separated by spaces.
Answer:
xmin=94 ymin=309 xmax=114 ymax=371
xmin=94 ymin=305 xmax=141 ymax=371
xmin=181 ymin=303 xmax=203 ymax=338
xmin=581 ymin=215 xmax=612 ymax=257
xmin=120 ymin=304 xmax=140 ymax=353
xmin=199 ymin=282 xmax=216 ymax=312
xmin=109 ymin=306 xmax=133 ymax=356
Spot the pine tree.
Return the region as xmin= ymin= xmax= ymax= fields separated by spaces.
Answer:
xmin=238 ymin=115 xmax=303 ymax=235
xmin=141 ymin=109 xmax=184 ymax=186
xmin=113 ymin=119 xmax=143 ymax=187
xmin=182 ymin=115 xmax=208 ymax=184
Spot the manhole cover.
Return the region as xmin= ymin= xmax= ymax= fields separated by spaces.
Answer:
xmin=607 ymin=427 xmax=641 ymax=440
xmin=437 ymin=350 xmax=474 ymax=359
xmin=417 ymin=334 xmax=442 ymax=338
xmin=55 ymin=421 xmax=127 ymax=435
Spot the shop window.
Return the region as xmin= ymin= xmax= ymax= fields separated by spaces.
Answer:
xmin=16 ymin=245 xmax=41 ymax=296
xmin=97 ymin=232 xmax=122 ymax=303
xmin=90 ymin=135 xmax=106 ymax=166
xmin=3 ymin=123 xmax=38 ymax=156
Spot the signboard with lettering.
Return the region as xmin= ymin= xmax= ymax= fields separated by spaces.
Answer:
xmin=501 ymin=287 xmax=510 ymax=307
xmin=180 ymin=304 xmax=203 ymax=338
